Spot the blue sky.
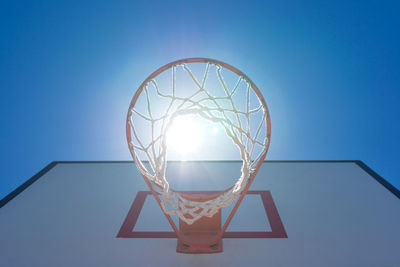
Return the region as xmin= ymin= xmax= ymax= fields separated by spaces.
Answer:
xmin=1 ymin=0 xmax=399 ymax=198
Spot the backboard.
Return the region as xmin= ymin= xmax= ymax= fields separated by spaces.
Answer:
xmin=1 ymin=161 xmax=399 ymax=266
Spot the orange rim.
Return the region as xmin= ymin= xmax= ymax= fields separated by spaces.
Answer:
xmin=126 ymin=57 xmax=271 ymax=203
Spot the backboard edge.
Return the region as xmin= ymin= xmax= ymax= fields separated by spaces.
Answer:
xmin=0 ymin=161 xmax=59 ymax=208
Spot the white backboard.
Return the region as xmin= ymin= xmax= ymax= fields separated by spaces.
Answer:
xmin=1 ymin=161 xmax=399 ymax=266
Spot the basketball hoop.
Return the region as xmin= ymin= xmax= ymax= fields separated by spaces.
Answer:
xmin=126 ymin=58 xmax=271 ymax=253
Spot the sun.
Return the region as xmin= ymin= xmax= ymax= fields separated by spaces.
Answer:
xmin=166 ymin=116 xmax=204 ymax=155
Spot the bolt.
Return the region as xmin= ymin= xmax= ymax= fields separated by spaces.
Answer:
xmin=210 ymin=244 xmax=218 ymax=250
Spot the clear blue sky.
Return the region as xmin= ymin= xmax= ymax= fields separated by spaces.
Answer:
xmin=1 ymin=0 xmax=399 ymax=198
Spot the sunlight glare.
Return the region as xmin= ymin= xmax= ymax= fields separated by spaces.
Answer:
xmin=212 ymin=125 xmax=219 ymax=134
xmin=167 ymin=117 xmax=204 ymax=154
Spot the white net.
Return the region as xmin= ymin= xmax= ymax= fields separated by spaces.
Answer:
xmin=127 ymin=59 xmax=270 ymax=224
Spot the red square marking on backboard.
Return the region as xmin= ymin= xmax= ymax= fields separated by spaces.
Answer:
xmin=117 ymin=190 xmax=287 ymax=238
